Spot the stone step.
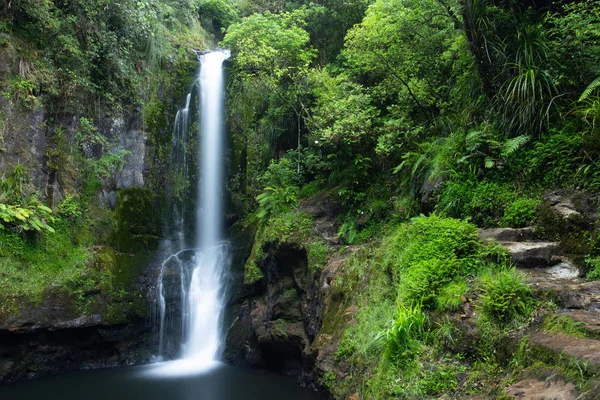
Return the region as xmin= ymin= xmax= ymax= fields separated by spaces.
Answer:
xmin=560 ymin=310 xmax=600 ymax=335
xmin=525 ymin=273 xmax=600 ymax=310
xmin=504 ymin=378 xmax=578 ymax=400
xmin=479 ymin=227 xmax=563 ymax=267
xmin=502 ymin=241 xmax=562 ymax=268
xmin=529 ymin=331 xmax=600 ymax=368
xmin=479 ymin=227 xmax=539 ymax=243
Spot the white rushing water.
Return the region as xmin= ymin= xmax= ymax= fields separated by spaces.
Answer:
xmin=152 ymin=50 xmax=230 ymax=376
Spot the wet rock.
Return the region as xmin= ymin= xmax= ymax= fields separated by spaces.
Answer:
xmin=299 ymin=192 xmax=340 ymax=244
xmin=0 ymin=34 xmax=15 ymax=77
xmin=479 ymin=227 xmax=538 ymax=243
xmin=530 ymin=331 xmax=600 ymax=369
xmin=545 ymin=259 xmax=580 ymax=279
xmin=502 ymin=241 xmax=561 ymax=267
xmin=0 ymin=101 xmax=46 ymax=190
xmin=504 ymin=378 xmax=578 ymax=400
xmin=526 ymin=276 xmax=600 ymax=310
xmin=115 ymin=129 xmax=146 ymax=189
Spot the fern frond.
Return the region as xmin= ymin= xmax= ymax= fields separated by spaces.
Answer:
xmin=580 ymin=77 xmax=600 ymax=101
xmin=501 ymin=135 xmax=530 ymax=156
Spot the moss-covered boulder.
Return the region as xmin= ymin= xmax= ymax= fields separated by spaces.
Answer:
xmin=111 ymin=187 xmax=161 ymax=253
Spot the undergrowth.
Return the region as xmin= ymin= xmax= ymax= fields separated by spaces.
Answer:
xmin=327 ymin=214 xmax=537 ymax=399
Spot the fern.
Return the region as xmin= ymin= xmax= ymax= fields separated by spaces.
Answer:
xmin=501 ymin=135 xmax=530 ymax=157
xmin=580 ymin=76 xmax=600 ymax=101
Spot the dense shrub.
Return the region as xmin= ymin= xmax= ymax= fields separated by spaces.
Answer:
xmin=478 ymin=267 xmax=534 ymax=325
xmin=382 ymin=215 xmax=492 ymax=307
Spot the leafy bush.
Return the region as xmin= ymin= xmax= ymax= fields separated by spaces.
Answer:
xmin=437 ymin=180 xmax=539 ymax=228
xmin=0 ymin=201 xmax=55 ymax=233
xmin=585 ymin=256 xmax=600 ymax=280
xmin=382 ymin=215 xmax=491 ymax=307
xmin=478 ymin=267 xmax=534 ymax=324
xmin=256 ymin=185 xmax=298 ymax=224
xmin=501 ymin=198 xmax=539 ymax=228
xmin=58 ymin=194 xmax=83 ymax=220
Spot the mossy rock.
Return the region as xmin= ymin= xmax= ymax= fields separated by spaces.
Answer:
xmin=112 ymin=187 xmax=161 ymax=253
xmin=93 ymin=246 xmax=117 ymax=272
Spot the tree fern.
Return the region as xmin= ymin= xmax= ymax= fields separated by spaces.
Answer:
xmin=580 ymin=77 xmax=600 ymax=101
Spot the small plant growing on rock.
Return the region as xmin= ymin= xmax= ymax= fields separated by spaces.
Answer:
xmin=382 ymin=301 xmax=428 ymax=365
xmin=477 ymin=267 xmax=534 ymax=325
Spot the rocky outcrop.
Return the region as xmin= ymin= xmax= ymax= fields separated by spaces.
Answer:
xmin=480 ymin=214 xmax=600 ymax=398
xmin=0 ymin=236 xmax=173 ymax=383
xmin=224 ymin=193 xmax=345 ymax=387
xmin=225 ymin=244 xmax=319 ymax=379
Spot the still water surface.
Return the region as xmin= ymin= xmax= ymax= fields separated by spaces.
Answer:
xmin=0 ymin=362 xmax=327 ymax=400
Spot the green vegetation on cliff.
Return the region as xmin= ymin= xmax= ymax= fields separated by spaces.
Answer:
xmin=0 ymin=0 xmax=214 ymax=323
xmin=221 ymin=0 xmax=600 ymax=398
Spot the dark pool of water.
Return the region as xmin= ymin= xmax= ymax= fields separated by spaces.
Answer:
xmin=0 ymin=362 xmax=328 ymax=400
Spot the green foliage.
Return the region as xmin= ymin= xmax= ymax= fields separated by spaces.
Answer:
xmin=542 ymin=315 xmax=588 ymax=338
xmin=307 ymin=240 xmax=329 ymax=272
xmin=3 ymin=0 xmax=206 ymax=114
xmin=0 ymin=164 xmax=55 ymax=233
xmin=501 ymin=198 xmax=539 ymax=228
xmin=436 ymin=280 xmax=467 ymax=312
xmin=585 ymin=256 xmax=600 ymax=281
xmin=244 ymin=262 xmax=264 ymax=285
xmin=437 ymin=180 xmax=538 ymax=228
xmin=580 ymin=77 xmax=600 ymax=102
xmin=477 ymin=267 xmax=534 ymax=325
xmin=0 ymin=221 xmax=91 ymax=304
xmin=58 ymin=194 xmax=83 ymax=220
xmin=198 ymin=0 xmax=238 ymax=33
xmin=0 ymin=201 xmax=55 ymax=233
xmin=527 ymin=127 xmax=600 ymax=191
xmin=382 ymin=215 xmax=490 ymax=307
xmin=383 ymin=301 xmax=427 ymax=365
xmin=255 ymin=185 xmax=298 ymax=224
xmin=1 ymin=75 xmax=38 ymax=108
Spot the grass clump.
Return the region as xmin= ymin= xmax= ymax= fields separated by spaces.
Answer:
xmin=542 ymin=315 xmax=588 ymax=338
xmin=436 ymin=280 xmax=468 ymax=312
xmin=478 ymin=267 xmax=535 ymax=325
xmin=383 ymin=301 xmax=428 ymax=365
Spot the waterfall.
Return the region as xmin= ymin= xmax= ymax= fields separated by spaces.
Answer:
xmin=153 ymin=50 xmax=230 ymax=375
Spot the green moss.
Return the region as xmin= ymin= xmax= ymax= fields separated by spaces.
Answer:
xmin=243 ymin=210 xmax=314 ymax=284
xmin=93 ymin=246 xmax=117 ymax=272
xmin=244 ymin=263 xmax=264 ymax=285
xmin=542 ymin=314 xmax=588 ymax=338
xmin=112 ymin=187 xmax=161 ymax=253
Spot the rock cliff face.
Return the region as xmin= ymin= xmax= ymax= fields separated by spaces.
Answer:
xmin=0 ymin=246 xmax=167 ymax=383
xmin=223 ymin=194 xmax=350 ymax=388
xmin=0 ymin=32 xmax=192 ymax=382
